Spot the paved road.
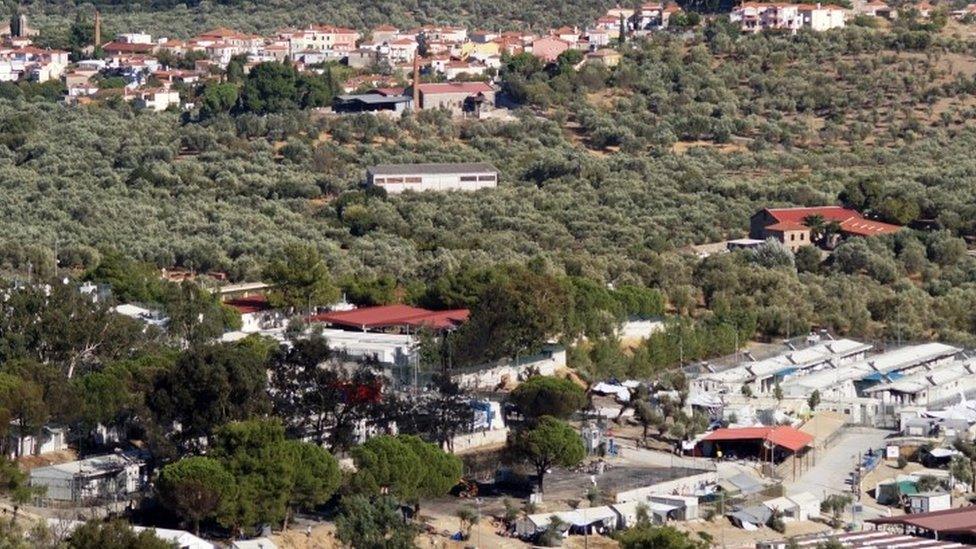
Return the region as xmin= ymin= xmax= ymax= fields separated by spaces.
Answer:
xmin=787 ymin=427 xmax=894 ymax=520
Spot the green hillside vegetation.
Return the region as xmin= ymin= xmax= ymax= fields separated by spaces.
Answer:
xmin=0 ymin=26 xmax=972 ymax=352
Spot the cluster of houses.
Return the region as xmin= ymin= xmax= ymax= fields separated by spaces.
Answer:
xmin=4 ymin=0 xmax=956 ymax=114
xmin=729 ymin=2 xmax=847 ymax=33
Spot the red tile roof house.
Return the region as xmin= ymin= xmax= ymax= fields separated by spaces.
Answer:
xmin=309 ymin=304 xmax=469 ymax=332
xmin=696 ymin=426 xmax=815 ymax=480
xmin=408 ymin=81 xmax=496 ymax=116
xmin=749 ymin=206 xmax=900 ymax=251
xmin=530 ymin=35 xmax=571 ymax=63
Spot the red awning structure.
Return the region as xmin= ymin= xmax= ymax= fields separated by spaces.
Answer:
xmin=224 ymin=294 xmax=271 ymax=314
xmin=309 ymin=305 xmax=469 ymax=331
xmin=869 ymin=505 xmax=976 ymax=537
xmin=701 ymin=426 xmax=814 ymax=452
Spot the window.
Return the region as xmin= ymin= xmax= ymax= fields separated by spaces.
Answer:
xmin=404 ymin=177 xmax=422 ymax=183
xmin=800 ymin=233 xmax=805 ymax=240
xmin=459 ymin=175 xmax=478 ymax=182
xmin=373 ymin=177 xmax=385 ymax=184
xmin=386 ymin=177 xmax=404 ymax=183
xmin=790 ymin=234 xmax=795 ymax=241
xmin=478 ymin=175 xmax=496 ymax=181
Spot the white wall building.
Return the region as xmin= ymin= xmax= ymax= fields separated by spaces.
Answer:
xmin=800 ymin=4 xmax=846 ymax=31
xmin=908 ymin=492 xmax=951 ymax=514
xmin=366 ymin=162 xmax=499 ymax=194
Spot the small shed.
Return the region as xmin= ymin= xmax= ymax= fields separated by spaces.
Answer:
xmin=787 ymin=491 xmax=821 ymax=520
xmin=730 ymin=505 xmax=773 ymax=530
xmin=876 ymin=478 xmax=919 ymax=506
xmin=718 ymin=473 xmax=764 ymax=496
xmin=763 ymin=496 xmax=801 ymax=521
xmin=515 ymin=512 xmax=557 ymax=538
xmin=908 ymin=492 xmax=951 ymax=514
xmin=651 ymin=495 xmax=699 ymax=521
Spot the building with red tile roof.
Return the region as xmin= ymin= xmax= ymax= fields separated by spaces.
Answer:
xmin=409 ymin=82 xmax=495 ymax=115
xmin=750 ymin=205 xmax=900 ymax=251
xmin=310 ymin=304 xmax=469 ymax=332
xmin=531 ymin=35 xmax=571 ymax=62
xmin=224 ymin=294 xmax=271 ymax=315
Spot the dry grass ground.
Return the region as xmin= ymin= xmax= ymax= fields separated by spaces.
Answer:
xmin=676 ymin=516 xmax=832 ymax=549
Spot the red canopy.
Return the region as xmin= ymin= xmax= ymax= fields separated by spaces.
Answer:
xmin=310 ymin=305 xmax=469 ymax=331
xmin=702 ymin=426 xmax=813 ymax=452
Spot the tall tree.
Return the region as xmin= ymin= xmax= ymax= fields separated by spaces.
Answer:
xmin=351 ymin=435 xmax=461 ymax=504
xmin=509 ymin=376 xmax=587 ymax=420
xmin=210 ymin=419 xmax=341 ymax=534
xmin=453 ymin=266 xmax=569 ymax=365
xmin=335 ymin=495 xmax=418 ymax=549
xmin=0 ymin=282 xmax=147 ymax=379
xmin=281 ymin=440 xmax=342 ymax=525
xmin=263 ymin=244 xmax=340 ymax=313
xmin=67 ymin=520 xmax=173 ymax=549
xmin=270 ymin=337 xmax=384 ymax=452
xmin=149 ymin=342 xmax=270 ymax=449
xmin=512 ymin=417 xmax=585 ymax=492
xmin=0 ymin=373 xmax=48 ymax=458
xmin=156 ymin=456 xmax=235 ymax=535
xmin=954 ymin=439 xmax=976 ymax=492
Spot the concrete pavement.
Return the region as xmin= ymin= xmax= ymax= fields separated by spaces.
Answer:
xmin=786 ymin=427 xmax=894 ymax=520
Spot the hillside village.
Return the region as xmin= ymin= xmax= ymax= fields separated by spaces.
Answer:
xmin=0 ymin=0 xmax=960 ymax=115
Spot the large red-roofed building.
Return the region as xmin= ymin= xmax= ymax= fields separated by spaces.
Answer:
xmin=750 ymin=206 xmax=900 ymax=252
xmin=310 ymin=304 xmax=469 ymax=332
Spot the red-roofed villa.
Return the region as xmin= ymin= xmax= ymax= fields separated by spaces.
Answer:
xmin=750 ymin=206 xmax=900 ymax=252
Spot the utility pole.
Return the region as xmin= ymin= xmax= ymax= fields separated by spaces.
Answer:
xmin=476 ymin=497 xmax=483 ymax=548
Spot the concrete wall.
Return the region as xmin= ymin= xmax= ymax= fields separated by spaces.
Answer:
xmin=450 ymin=428 xmax=509 ymax=454
xmin=614 ymin=471 xmax=717 ymax=503
xmin=452 ymin=347 xmax=566 ymax=390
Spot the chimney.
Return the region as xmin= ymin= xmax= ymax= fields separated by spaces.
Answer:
xmin=412 ymin=52 xmax=420 ymax=110
xmin=94 ymin=10 xmax=101 ymax=48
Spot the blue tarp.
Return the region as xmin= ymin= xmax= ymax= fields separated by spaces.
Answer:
xmin=861 ymin=371 xmax=905 ymax=382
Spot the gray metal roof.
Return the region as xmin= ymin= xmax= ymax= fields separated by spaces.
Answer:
xmin=367 ymin=162 xmax=498 ymax=176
